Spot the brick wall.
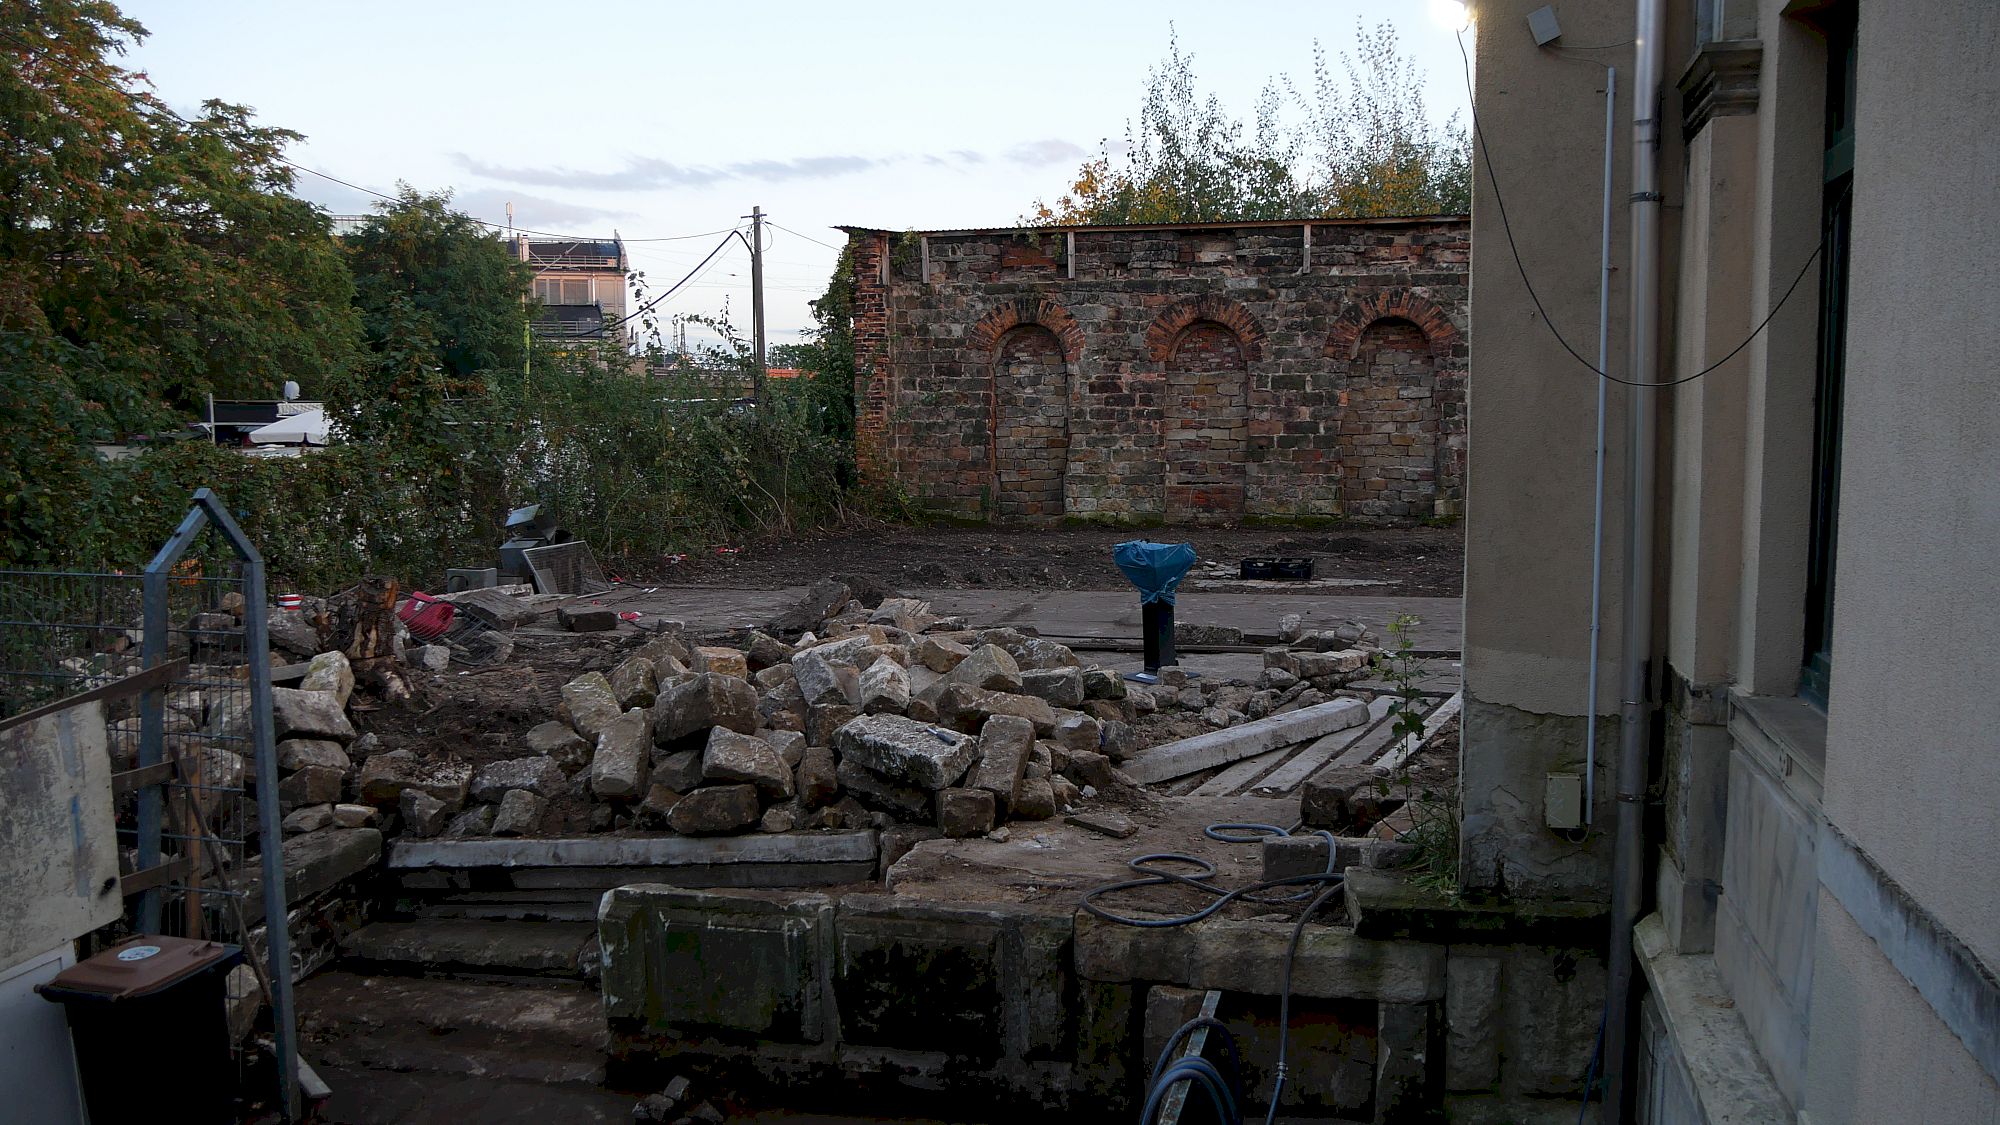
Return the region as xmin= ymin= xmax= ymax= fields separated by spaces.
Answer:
xmin=846 ymin=217 xmax=1468 ymax=523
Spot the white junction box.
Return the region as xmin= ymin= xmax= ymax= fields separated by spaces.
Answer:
xmin=1545 ymin=773 xmax=1583 ymax=830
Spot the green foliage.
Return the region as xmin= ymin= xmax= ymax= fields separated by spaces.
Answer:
xmin=0 ymin=0 xmax=850 ymax=581
xmin=1371 ymin=613 xmax=1460 ymax=896
xmin=339 ymin=187 xmax=533 ymax=394
xmin=1028 ymin=21 xmax=1470 ymax=225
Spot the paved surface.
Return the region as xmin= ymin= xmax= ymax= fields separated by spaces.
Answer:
xmin=602 ymin=585 xmax=1462 ymax=651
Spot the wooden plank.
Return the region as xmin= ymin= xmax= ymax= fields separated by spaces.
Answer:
xmin=1373 ymin=692 xmax=1462 ymax=776
xmin=1328 ymin=697 xmax=1435 ymax=771
xmin=1156 ymin=989 xmax=1225 ymax=1125
xmin=1252 ymin=695 xmax=1397 ymax=795
xmin=120 ymin=856 xmax=193 ymax=897
xmin=0 ymin=658 xmax=189 ymax=736
xmin=112 ymin=759 xmax=180 ymax=798
xmin=1189 ymin=744 xmax=1293 ymax=797
xmin=1124 ymin=698 xmax=1371 ymax=785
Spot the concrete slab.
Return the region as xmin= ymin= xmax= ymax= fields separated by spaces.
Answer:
xmin=388 ymin=831 xmax=877 ymax=870
xmin=1123 ymin=699 xmax=1372 ymax=784
xmin=342 ymin=918 xmax=597 ymax=977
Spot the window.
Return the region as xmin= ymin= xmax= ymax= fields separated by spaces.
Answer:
xmin=534 ymin=277 xmax=593 ymax=305
xmin=1801 ymin=3 xmax=1856 ymax=709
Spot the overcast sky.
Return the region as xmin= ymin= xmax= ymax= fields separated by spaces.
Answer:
xmin=117 ymin=1 xmax=1475 ymax=349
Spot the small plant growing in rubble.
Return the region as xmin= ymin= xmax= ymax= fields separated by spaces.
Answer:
xmin=1372 ymin=614 xmax=1460 ymax=898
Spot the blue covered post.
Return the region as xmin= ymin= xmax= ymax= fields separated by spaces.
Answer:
xmin=1112 ymin=540 xmax=1197 ymax=676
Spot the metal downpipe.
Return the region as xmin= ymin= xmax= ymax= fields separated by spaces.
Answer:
xmin=1603 ymin=0 xmax=1666 ymax=1120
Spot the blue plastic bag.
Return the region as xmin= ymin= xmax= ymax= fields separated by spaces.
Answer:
xmin=1113 ymin=540 xmax=1198 ymax=606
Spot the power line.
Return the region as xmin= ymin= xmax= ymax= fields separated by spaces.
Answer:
xmin=1453 ymin=29 xmax=1833 ymax=389
xmin=0 ymin=28 xmax=736 ymax=245
xmin=600 ymin=231 xmax=741 ymax=334
xmin=768 ymin=221 xmax=845 ymax=251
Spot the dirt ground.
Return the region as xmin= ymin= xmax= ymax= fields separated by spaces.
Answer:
xmin=625 ymin=520 xmax=1465 ymax=598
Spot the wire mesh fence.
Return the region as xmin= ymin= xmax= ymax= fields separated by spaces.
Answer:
xmin=0 ymin=493 xmax=299 ymax=1120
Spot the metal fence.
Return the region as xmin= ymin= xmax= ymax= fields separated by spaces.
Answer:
xmin=0 ymin=489 xmax=299 ymax=1121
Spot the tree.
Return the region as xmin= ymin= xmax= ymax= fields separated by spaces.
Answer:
xmin=2 ymin=0 xmax=363 ymax=417
xmin=1028 ymin=21 xmax=1469 ymax=225
xmin=342 ymin=186 xmax=532 ymax=384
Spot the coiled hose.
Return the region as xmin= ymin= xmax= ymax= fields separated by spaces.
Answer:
xmin=1082 ymin=823 xmax=1345 ymax=1125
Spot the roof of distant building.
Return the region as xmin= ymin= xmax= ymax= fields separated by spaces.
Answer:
xmin=834 ymin=214 xmax=1469 ymax=238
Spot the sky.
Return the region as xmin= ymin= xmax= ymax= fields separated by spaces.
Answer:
xmin=116 ymin=0 xmax=1476 ymax=350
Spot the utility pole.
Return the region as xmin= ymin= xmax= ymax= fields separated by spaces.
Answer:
xmin=746 ymin=204 xmax=768 ymax=403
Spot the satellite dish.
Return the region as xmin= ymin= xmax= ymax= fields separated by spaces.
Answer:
xmin=282 ymin=380 xmax=301 ymax=402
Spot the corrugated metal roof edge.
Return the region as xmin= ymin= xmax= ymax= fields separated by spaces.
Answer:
xmin=832 ymin=214 xmax=1469 ymax=238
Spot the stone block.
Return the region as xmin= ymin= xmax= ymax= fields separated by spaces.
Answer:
xmin=561 ymin=672 xmax=622 ymax=739
xmin=277 ymin=738 xmax=351 ymax=774
xmin=1020 ymin=667 xmax=1085 ymax=707
xmin=703 ymin=727 xmax=794 ymax=798
xmin=796 ymin=744 xmax=838 ymax=808
xmin=298 ymin=651 xmax=354 ymax=707
xmin=944 ymin=644 xmax=1022 ymax=693
xmin=968 ymin=714 xmax=1034 ymax=812
xmin=1446 ymin=952 xmax=1502 ymax=1091
xmin=758 ymin=728 xmax=807 ymax=768
xmin=609 ymin=655 xmax=660 ymax=709
xmin=279 ymin=764 xmax=345 ymax=811
xmin=792 ymin=648 xmax=860 ymax=707
xmin=599 ymin=886 xmax=829 ymax=1040
xmin=1377 ymin=1001 xmax=1441 ymax=1123
xmin=806 ymin=702 xmax=861 ymax=748
xmin=1011 ymin=776 xmax=1057 ymax=821
xmin=917 ymin=636 xmax=972 ymax=672
xmin=1052 ymin=712 xmax=1102 ymax=753
xmin=358 ymin=749 xmax=470 ymax=810
xmin=857 ymin=659 xmax=911 ymax=714
xmin=742 ymin=630 xmax=796 ymax=670
xmin=693 ymin=646 xmax=749 ymax=678
xmin=272 ymin=687 xmax=354 ymax=743
xmin=471 ymin=756 xmax=567 ymax=804
xmin=1082 ymin=667 xmax=1127 ymax=700
xmin=652 ymin=672 xmax=759 ymax=744
xmin=665 ymin=784 xmax=761 ymax=835
xmin=651 ymin=747 xmax=704 ymax=792
xmin=835 ymin=759 xmax=930 ymax=820
xmin=834 ymin=713 xmax=976 ymax=790
xmin=590 ymin=708 xmax=652 ymax=802
xmin=936 ymin=787 xmax=995 ymax=837
xmin=831 ymin=898 xmax=1005 ymax=1058
xmin=492 ymin=789 xmax=545 ymax=836
xmin=282 ymin=804 xmax=333 ymax=835
xmin=332 ymin=802 xmax=377 ymax=828
xmin=400 ymin=789 xmax=448 ymax=837
xmin=557 ymin=604 xmax=618 ymax=632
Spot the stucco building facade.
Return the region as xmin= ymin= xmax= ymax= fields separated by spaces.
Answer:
xmin=842 ymin=218 xmax=1468 ymax=524
xmin=1463 ymin=1 xmax=1999 ymax=1122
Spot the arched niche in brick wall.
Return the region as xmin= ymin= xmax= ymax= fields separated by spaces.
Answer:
xmin=1335 ymin=316 xmax=1439 ymax=519
xmin=1159 ymin=309 xmax=1256 ymax=525
xmin=1324 ymin=289 xmax=1461 ymax=361
xmin=989 ymin=324 xmax=1071 ymax=522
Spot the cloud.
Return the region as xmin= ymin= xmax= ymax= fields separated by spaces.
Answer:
xmin=450 ymin=188 xmax=637 ymax=231
xmin=1004 ymin=139 xmax=1088 ymax=167
xmin=452 ymin=152 xmax=883 ymax=191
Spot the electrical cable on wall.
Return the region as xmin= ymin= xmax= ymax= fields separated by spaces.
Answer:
xmin=1453 ymin=28 xmax=1839 ymax=389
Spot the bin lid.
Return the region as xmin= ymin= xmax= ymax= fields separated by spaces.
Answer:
xmin=1112 ymin=540 xmax=1198 ymax=606
xmin=39 ymin=936 xmax=241 ymax=1003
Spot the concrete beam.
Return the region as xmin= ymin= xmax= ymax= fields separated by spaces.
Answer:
xmin=388 ymin=830 xmax=877 ymax=871
xmin=1123 ymin=698 xmax=1371 ymax=784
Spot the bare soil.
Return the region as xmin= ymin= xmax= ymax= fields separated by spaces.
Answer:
xmin=621 ymin=520 xmax=1464 ymax=598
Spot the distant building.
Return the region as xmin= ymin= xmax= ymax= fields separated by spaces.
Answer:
xmin=507 ymin=235 xmax=632 ymax=347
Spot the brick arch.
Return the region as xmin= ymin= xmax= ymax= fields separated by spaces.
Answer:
xmin=968 ymin=297 xmax=1085 ymax=365
xmin=1143 ymin=295 xmax=1266 ymax=364
xmin=1325 ymin=289 xmax=1461 ymax=361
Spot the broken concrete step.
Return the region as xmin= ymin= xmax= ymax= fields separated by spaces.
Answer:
xmin=387 ymin=832 xmax=879 ymax=896
xmin=340 ymin=918 xmax=597 ymax=979
xmin=1123 ymin=698 xmax=1372 ymax=785
xmin=1187 ymin=743 xmax=1292 ymax=797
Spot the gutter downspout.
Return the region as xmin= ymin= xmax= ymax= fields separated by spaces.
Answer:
xmin=1585 ymin=65 xmax=1618 ymax=825
xmin=1604 ymin=0 xmax=1666 ymax=1120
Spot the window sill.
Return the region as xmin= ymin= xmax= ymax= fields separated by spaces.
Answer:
xmin=1728 ymin=691 xmax=1827 ymax=808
